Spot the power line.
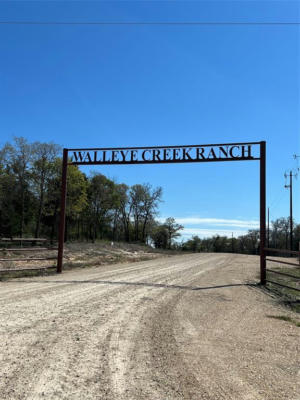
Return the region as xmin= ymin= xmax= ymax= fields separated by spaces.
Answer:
xmin=268 ymin=190 xmax=288 ymax=224
xmin=0 ymin=21 xmax=299 ymax=26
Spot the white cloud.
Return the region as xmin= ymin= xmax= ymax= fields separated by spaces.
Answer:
xmin=158 ymin=216 xmax=259 ymax=240
xmin=158 ymin=217 xmax=259 ymax=229
xmin=180 ymin=228 xmax=247 ymax=238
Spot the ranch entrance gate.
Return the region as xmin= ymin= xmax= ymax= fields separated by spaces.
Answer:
xmin=57 ymin=141 xmax=267 ymax=284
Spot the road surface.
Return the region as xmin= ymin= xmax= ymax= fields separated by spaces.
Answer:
xmin=0 ymin=253 xmax=299 ymax=400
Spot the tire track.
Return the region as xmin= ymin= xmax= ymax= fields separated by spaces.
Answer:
xmin=1 ymin=253 xmax=299 ymax=400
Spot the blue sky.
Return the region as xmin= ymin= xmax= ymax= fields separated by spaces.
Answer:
xmin=0 ymin=1 xmax=299 ymax=239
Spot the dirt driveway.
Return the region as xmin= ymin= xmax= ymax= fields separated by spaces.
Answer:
xmin=0 ymin=253 xmax=299 ymax=400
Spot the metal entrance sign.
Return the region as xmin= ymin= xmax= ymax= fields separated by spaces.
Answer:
xmin=69 ymin=143 xmax=260 ymax=165
xmin=57 ymin=141 xmax=266 ymax=284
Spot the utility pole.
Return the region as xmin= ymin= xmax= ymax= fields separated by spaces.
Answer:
xmin=284 ymin=170 xmax=296 ymax=250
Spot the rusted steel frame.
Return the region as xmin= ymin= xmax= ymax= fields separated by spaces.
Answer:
xmin=0 ymin=248 xmax=58 ymax=252
xmin=57 ymin=148 xmax=68 ymax=273
xmin=0 ymin=266 xmax=56 ymax=273
xmin=0 ymin=257 xmax=57 ymax=261
xmin=260 ymin=141 xmax=266 ymax=285
xmin=266 ymin=258 xmax=300 ymax=268
xmin=68 ymin=141 xmax=261 ymax=152
xmin=70 ymin=157 xmax=260 ymax=166
xmin=264 ymin=247 xmax=300 ymax=256
xmin=266 ymin=279 xmax=300 ymax=292
xmin=267 ymin=268 xmax=300 ymax=280
xmin=60 ymin=141 xmax=265 ymax=282
xmin=0 ymin=238 xmax=48 ymax=242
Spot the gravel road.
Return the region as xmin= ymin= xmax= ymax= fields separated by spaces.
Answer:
xmin=0 ymin=253 xmax=299 ymax=400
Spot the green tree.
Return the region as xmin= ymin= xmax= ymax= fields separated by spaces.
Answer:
xmin=0 ymin=168 xmax=18 ymax=237
xmin=150 ymin=223 xmax=168 ymax=249
xmin=129 ymin=184 xmax=162 ymax=242
xmin=271 ymin=217 xmax=290 ymax=249
xmin=87 ymin=173 xmax=115 ymax=241
xmin=164 ymin=217 xmax=183 ymax=249
xmin=141 ymin=184 xmax=162 ymax=243
xmin=65 ymin=165 xmax=88 ymax=241
xmin=119 ymin=184 xmax=131 ymax=242
xmin=183 ymin=235 xmax=202 ymax=252
xmin=111 ymin=183 xmax=128 ymax=241
xmin=43 ymin=159 xmax=87 ymax=242
xmin=130 ymin=184 xmax=145 ymax=241
xmin=31 ymin=141 xmax=60 ymax=237
xmin=4 ymin=137 xmax=33 ymax=237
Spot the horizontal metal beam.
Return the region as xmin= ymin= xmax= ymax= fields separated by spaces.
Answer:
xmin=264 ymin=247 xmax=300 ymax=256
xmin=70 ymin=157 xmax=260 ymax=166
xmin=0 ymin=248 xmax=58 ymax=252
xmin=266 ymin=258 xmax=300 ymax=268
xmin=0 ymin=238 xmax=48 ymax=242
xmin=0 ymin=257 xmax=57 ymax=262
xmin=0 ymin=266 xmax=56 ymax=273
xmin=267 ymin=268 xmax=300 ymax=280
xmin=266 ymin=279 xmax=300 ymax=292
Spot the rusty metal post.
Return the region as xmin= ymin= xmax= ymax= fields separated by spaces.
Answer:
xmin=260 ymin=141 xmax=266 ymax=285
xmin=267 ymin=207 xmax=270 ymax=248
xmin=57 ymin=148 xmax=68 ymax=273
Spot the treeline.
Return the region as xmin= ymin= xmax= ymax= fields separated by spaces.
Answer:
xmin=0 ymin=137 xmax=183 ymax=246
xmin=1 ymin=137 xmax=299 ymax=254
xmin=182 ymin=217 xmax=300 ymax=254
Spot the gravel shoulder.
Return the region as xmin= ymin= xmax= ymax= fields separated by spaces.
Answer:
xmin=0 ymin=253 xmax=299 ymax=400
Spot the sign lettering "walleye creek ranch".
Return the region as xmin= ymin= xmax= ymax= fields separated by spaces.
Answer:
xmin=69 ymin=144 xmax=259 ymax=165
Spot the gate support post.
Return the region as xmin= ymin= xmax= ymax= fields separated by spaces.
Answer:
xmin=57 ymin=148 xmax=68 ymax=273
xmin=260 ymin=141 xmax=266 ymax=285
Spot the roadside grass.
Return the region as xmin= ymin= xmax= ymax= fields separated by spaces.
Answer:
xmin=0 ymin=240 xmax=177 ymax=280
xmin=266 ymin=314 xmax=300 ymax=327
xmin=265 ymin=262 xmax=300 ymax=313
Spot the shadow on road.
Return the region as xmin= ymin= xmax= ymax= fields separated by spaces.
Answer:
xmin=5 ymin=279 xmax=256 ymax=291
